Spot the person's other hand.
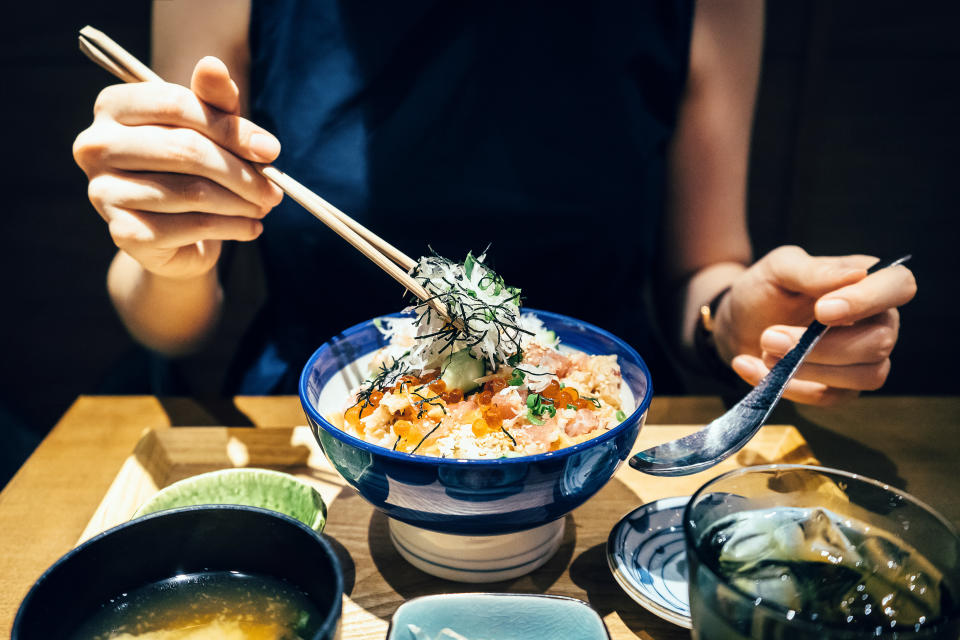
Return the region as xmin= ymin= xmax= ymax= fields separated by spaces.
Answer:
xmin=713 ymin=246 xmax=917 ymax=405
xmin=73 ymin=56 xmax=283 ymax=280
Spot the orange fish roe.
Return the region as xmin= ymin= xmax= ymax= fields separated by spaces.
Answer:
xmin=539 ymin=379 xmax=596 ymax=411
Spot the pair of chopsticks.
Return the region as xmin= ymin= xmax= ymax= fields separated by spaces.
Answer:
xmin=78 ymin=26 xmax=449 ymax=320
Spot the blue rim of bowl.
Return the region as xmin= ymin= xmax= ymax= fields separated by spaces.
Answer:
xmin=299 ymin=307 xmax=653 ymax=466
xmin=13 ymin=504 xmax=344 ymax=639
xmin=682 ymin=463 xmax=960 ymax=636
xmin=385 ymin=592 xmax=612 ymax=639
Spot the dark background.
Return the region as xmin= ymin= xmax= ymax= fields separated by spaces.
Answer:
xmin=1 ymin=2 xmax=957 ymax=484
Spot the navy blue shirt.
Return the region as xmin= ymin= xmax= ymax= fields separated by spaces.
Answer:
xmin=233 ymin=0 xmax=694 ymax=393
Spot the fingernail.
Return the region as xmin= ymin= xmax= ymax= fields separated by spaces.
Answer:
xmin=731 ymin=355 xmax=758 ymax=379
xmin=249 ymin=132 xmax=281 ymax=160
xmin=817 ymin=298 xmax=850 ymax=323
xmin=761 ymin=330 xmax=793 ymax=355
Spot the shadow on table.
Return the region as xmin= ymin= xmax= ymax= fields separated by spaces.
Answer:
xmin=323 ymin=533 xmax=357 ymax=597
xmin=768 ymin=403 xmax=907 ymax=490
xmin=361 ymin=510 xmax=577 ymax=620
xmin=569 ymin=541 xmax=684 ymax=637
xmin=156 ymin=397 xmax=255 ymax=427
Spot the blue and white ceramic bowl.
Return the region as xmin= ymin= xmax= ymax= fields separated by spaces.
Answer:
xmin=607 ymin=496 xmax=692 ymax=628
xmin=300 ymin=309 xmax=652 ymax=581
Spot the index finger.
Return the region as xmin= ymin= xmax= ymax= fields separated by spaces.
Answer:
xmin=815 ymin=265 xmax=917 ymax=325
xmin=94 ymin=82 xmax=281 ymax=164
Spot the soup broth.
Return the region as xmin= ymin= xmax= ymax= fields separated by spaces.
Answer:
xmin=70 ymin=571 xmax=325 ymax=640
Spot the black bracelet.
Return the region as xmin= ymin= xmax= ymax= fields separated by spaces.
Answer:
xmin=693 ymin=286 xmax=740 ymax=384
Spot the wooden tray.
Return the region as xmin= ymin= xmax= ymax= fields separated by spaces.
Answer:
xmin=82 ymin=424 xmax=817 ymax=640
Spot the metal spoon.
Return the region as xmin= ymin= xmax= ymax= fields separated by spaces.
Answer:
xmin=630 ymin=254 xmax=912 ymax=477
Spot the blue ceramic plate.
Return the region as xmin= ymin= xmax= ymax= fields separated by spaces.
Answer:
xmin=386 ymin=593 xmax=610 ymax=640
xmin=606 ymin=496 xmax=691 ymax=628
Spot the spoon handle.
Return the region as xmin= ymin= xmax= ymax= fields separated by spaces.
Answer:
xmin=750 ymin=253 xmax=913 ymax=405
xmin=630 ymin=254 xmax=912 ymax=476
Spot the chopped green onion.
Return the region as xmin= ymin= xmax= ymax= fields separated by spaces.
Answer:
xmin=615 ymin=410 xmax=627 ymax=421
xmin=527 ymin=393 xmax=539 ymax=408
xmin=567 ymin=404 xmax=577 ymax=410
xmin=527 ymin=411 xmax=544 ymax=426
xmin=464 ymin=251 xmax=476 ymax=279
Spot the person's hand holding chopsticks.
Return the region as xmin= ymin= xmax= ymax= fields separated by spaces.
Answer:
xmin=73 ymin=56 xmax=283 ymax=280
xmin=72 ymin=56 xmax=283 ymax=352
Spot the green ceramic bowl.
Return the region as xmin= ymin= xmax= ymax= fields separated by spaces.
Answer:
xmin=133 ymin=468 xmax=326 ymax=532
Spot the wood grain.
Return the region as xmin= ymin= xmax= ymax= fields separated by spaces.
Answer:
xmin=3 ymin=396 xmax=957 ymax=639
xmin=76 ymin=423 xmax=815 ymax=640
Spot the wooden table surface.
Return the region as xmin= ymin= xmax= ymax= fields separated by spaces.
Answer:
xmin=2 ymin=395 xmax=958 ymax=638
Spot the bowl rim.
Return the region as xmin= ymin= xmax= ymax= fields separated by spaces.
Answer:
xmin=12 ymin=504 xmax=344 ymax=639
xmin=299 ymin=307 xmax=653 ymax=466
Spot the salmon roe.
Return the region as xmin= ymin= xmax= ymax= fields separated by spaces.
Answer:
xmin=539 ymin=380 xmax=595 ymax=411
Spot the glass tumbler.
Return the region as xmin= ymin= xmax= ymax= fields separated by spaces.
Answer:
xmin=684 ymin=464 xmax=960 ymax=640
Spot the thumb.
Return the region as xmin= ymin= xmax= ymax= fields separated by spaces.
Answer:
xmin=763 ymin=246 xmax=873 ymax=298
xmin=190 ymin=56 xmax=240 ymax=114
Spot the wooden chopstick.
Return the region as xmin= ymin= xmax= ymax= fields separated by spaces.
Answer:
xmin=77 ymin=26 xmax=448 ymax=316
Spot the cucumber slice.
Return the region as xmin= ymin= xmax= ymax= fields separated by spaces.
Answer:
xmin=440 ymin=349 xmax=485 ymax=393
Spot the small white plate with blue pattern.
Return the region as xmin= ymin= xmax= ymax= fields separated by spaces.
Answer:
xmin=606 ymin=496 xmax=691 ymax=628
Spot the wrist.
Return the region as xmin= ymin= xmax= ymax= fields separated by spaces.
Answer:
xmin=108 ymin=251 xmax=223 ymax=355
xmin=709 ymin=287 xmax=741 ymax=365
xmin=137 ymin=255 xmax=219 ymax=287
xmin=694 ymin=287 xmax=734 ymax=376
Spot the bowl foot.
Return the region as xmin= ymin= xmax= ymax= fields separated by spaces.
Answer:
xmin=388 ymin=518 xmax=565 ymax=583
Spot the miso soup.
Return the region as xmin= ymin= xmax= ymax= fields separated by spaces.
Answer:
xmin=70 ymin=571 xmax=325 ymax=640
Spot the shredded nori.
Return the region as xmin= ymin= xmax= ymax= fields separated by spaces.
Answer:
xmin=410 ymin=421 xmax=443 ymax=454
xmin=408 ymin=250 xmax=532 ymax=368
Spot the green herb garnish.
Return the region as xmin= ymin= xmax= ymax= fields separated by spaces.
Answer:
xmin=508 ymin=369 xmax=525 ymax=386
xmin=615 ymin=410 xmax=627 ymax=421
xmin=527 ymin=412 xmax=544 ymax=426
xmin=526 ymin=392 xmax=556 ymax=419
xmin=464 ymin=251 xmax=476 ymax=278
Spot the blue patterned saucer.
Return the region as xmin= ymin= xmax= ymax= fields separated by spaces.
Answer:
xmin=606 ymin=496 xmax=691 ymax=628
